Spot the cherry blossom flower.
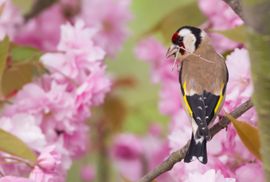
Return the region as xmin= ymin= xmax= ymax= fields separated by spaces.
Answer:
xmin=80 ymin=0 xmax=132 ymax=56
xmin=29 ymin=146 xmax=65 ymax=182
xmin=235 ymin=163 xmax=264 ymax=182
xmin=0 ymin=113 xmax=46 ymax=152
xmin=198 ymin=0 xmax=243 ymax=30
xmin=15 ymin=5 xmax=64 ymax=51
xmin=0 ymin=176 xmax=33 ymax=182
xmin=0 ymin=0 xmax=22 ymax=40
xmin=111 ymin=134 xmax=143 ymax=180
xmin=186 ymin=169 xmax=236 ymax=182
xmin=226 ymin=48 xmax=252 ymax=103
xmin=57 ymin=20 xmax=105 ymax=61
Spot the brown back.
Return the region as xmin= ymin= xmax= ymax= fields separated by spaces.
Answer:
xmin=180 ymin=41 xmax=228 ymax=95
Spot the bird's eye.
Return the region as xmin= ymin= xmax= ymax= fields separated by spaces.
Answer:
xmin=172 ymin=33 xmax=183 ymax=45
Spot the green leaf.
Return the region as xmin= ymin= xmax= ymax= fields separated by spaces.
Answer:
xmin=212 ymin=25 xmax=247 ymax=43
xmin=227 ymin=114 xmax=261 ymax=160
xmin=2 ymin=62 xmax=35 ymax=96
xmin=142 ymin=1 xmax=206 ymax=40
xmin=11 ymin=45 xmax=42 ymax=63
xmin=0 ymin=37 xmax=10 ymax=98
xmin=0 ymin=128 xmax=37 ymax=164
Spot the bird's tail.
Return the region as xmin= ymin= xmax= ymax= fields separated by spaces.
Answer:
xmin=184 ymin=134 xmax=207 ymax=164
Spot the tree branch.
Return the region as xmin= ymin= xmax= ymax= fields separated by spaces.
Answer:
xmin=138 ymin=99 xmax=253 ymax=182
xmin=223 ymin=0 xmax=244 ymax=20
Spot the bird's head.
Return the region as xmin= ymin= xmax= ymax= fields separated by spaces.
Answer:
xmin=166 ymin=26 xmax=206 ymax=59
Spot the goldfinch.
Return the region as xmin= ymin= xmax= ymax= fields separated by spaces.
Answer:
xmin=166 ymin=26 xmax=228 ymax=164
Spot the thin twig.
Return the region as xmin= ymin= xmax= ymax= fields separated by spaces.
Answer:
xmin=138 ymin=98 xmax=253 ymax=182
xmin=223 ymin=0 xmax=244 ymax=20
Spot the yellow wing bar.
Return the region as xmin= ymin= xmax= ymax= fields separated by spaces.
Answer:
xmin=214 ymin=83 xmax=225 ymax=113
xmin=183 ymin=81 xmax=193 ymax=116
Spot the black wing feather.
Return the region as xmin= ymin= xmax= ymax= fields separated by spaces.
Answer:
xmin=186 ymin=92 xmax=219 ymax=138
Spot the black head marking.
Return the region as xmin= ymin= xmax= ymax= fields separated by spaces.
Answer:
xmin=177 ymin=26 xmax=202 ymax=50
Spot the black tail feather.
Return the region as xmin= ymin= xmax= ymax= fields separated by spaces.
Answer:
xmin=184 ymin=134 xmax=207 ymax=164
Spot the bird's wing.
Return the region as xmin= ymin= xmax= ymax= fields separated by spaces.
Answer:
xmin=179 ymin=64 xmax=228 ymax=129
xmin=180 ymin=81 xmax=227 ymax=125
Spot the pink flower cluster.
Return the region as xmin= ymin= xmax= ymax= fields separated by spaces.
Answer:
xmin=0 ymin=0 xmax=132 ymax=180
xmin=14 ymin=0 xmax=131 ymax=54
xmin=1 ymin=0 xmax=131 ymax=53
xmin=0 ymin=0 xmax=22 ymax=40
xmin=110 ymin=126 xmax=174 ymax=182
xmin=198 ymin=0 xmax=244 ymax=52
xmin=0 ymin=16 xmax=112 ymax=182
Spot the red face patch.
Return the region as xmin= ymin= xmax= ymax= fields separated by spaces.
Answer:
xmin=171 ymin=33 xmax=185 ymax=55
xmin=172 ymin=33 xmax=179 ymax=44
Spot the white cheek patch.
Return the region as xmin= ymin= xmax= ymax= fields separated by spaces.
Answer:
xmin=183 ymin=35 xmax=196 ymax=53
xmin=178 ymin=29 xmax=191 ymax=36
xmin=178 ymin=28 xmax=196 ymax=53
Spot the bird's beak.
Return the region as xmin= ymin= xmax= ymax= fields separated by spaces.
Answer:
xmin=166 ymin=44 xmax=179 ymax=58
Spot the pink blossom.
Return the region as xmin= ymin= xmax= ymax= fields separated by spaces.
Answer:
xmin=0 ymin=176 xmax=33 ymax=182
xmin=41 ymin=20 xmax=108 ymax=85
xmin=57 ymin=20 xmax=105 ymax=61
xmin=168 ymin=109 xmax=190 ymax=151
xmin=135 ymin=37 xmax=176 ymax=83
xmin=235 ymin=163 xmax=264 ymax=182
xmin=113 ymin=160 xmax=142 ymax=181
xmin=75 ymin=63 xmax=111 ymax=110
xmin=198 ymin=0 xmax=243 ymax=30
xmin=13 ymin=21 xmax=110 ymax=160
xmin=111 ymin=134 xmax=143 ymax=181
xmin=0 ymin=114 xmax=46 ymax=152
xmin=29 ymin=167 xmax=65 ymax=182
xmin=80 ymin=0 xmax=132 ymax=56
xmin=80 ymin=165 xmax=96 ymax=182
xmin=36 ymin=146 xmax=61 ymax=173
xmin=29 ymin=146 xmax=65 ymax=182
xmin=142 ymin=134 xmax=172 ymax=182
xmin=198 ymin=0 xmax=243 ymax=52
xmin=112 ymin=134 xmax=143 ymax=161
xmin=208 ymin=33 xmax=240 ymax=53
xmin=135 ymin=37 xmax=180 ymax=117
xmin=159 ymin=80 xmax=181 ymax=116
xmin=4 ymin=81 xmax=79 ymax=135
xmin=0 ymin=0 xmax=22 ymax=40
xmin=226 ymin=48 xmax=252 ymax=102
xmin=15 ymin=5 xmax=65 ymax=51
xmin=220 ymin=48 xmax=257 ymax=161
xmin=186 ymin=169 xmax=236 ymax=182
xmin=62 ymin=123 xmax=90 ymax=157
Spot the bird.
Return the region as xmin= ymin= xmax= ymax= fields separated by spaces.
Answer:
xmin=166 ymin=26 xmax=229 ymax=164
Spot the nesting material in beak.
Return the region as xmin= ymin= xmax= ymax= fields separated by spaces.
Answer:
xmin=166 ymin=45 xmax=180 ymax=71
